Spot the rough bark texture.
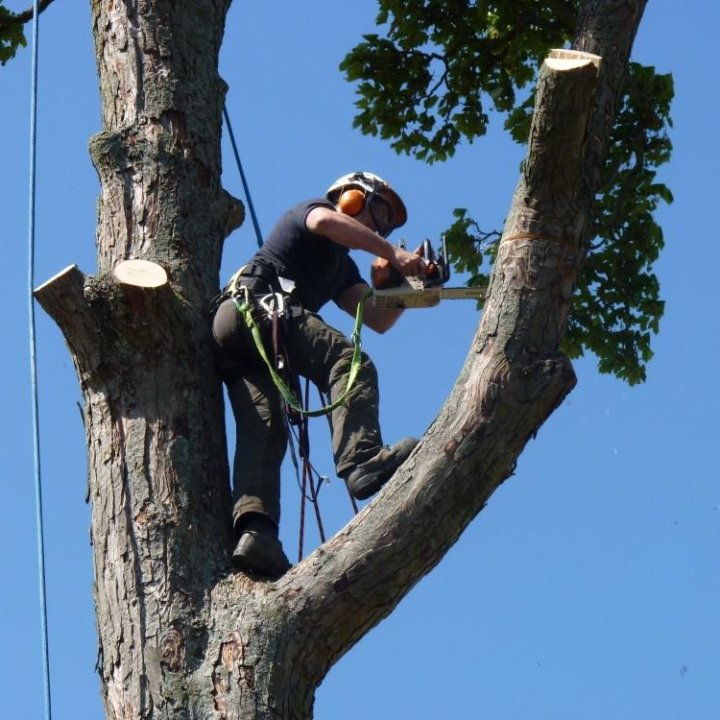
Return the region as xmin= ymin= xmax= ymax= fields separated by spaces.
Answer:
xmin=35 ymin=1 xmax=647 ymax=718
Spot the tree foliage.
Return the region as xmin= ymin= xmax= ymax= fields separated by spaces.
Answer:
xmin=341 ymin=0 xmax=673 ymax=384
xmin=0 ymin=4 xmax=27 ymax=65
xmin=0 ymin=0 xmax=56 ymax=65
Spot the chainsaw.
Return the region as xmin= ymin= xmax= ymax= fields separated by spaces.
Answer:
xmin=371 ymin=237 xmax=486 ymax=309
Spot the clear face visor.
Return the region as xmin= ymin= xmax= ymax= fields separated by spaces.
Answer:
xmin=368 ymin=193 xmax=395 ymax=238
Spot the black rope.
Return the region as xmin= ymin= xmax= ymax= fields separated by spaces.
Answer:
xmin=291 ymin=378 xmax=328 ymax=561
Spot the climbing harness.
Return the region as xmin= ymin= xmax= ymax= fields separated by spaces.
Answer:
xmin=228 ymin=280 xmax=369 ymax=558
xmin=232 ymin=286 xmax=372 ymax=418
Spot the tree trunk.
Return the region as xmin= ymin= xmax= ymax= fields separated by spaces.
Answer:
xmin=35 ymin=1 xmax=646 ymax=718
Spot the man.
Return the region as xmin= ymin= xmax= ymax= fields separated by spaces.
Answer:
xmin=212 ymin=171 xmax=422 ymax=579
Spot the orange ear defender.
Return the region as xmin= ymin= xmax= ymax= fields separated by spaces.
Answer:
xmin=337 ymin=188 xmax=365 ymax=216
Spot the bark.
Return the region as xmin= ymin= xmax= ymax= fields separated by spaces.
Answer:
xmin=35 ymin=1 xmax=646 ymax=718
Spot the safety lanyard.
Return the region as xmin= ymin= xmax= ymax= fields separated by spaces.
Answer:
xmin=234 ymin=289 xmax=372 ymax=417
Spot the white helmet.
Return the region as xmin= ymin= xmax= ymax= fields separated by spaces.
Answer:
xmin=326 ymin=171 xmax=407 ymax=232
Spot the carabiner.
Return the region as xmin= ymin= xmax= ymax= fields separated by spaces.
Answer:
xmin=259 ymin=292 xmax=286 ymax=319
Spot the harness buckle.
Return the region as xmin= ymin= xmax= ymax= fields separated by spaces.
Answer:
xmin=225 ymin=265 xmax=248 ymax=296
xmin=232 ymin=283 xmax=250 ymax=304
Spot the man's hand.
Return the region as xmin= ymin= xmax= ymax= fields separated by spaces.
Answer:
xmin=339 ymin=282 xmax=403 ymax=334
xmin=391 ymin=246 xmax=426 ymax=276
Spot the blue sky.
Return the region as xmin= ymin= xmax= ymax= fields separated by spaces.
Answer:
xmin=2 ymin=1 xmax=718 ymax=718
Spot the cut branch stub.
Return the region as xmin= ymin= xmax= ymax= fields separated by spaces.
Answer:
xmin=503 ymin=48 xmax=603 ymax=247
xmin=113 ymin=259 xmax=168 ymax=289
xmin=34 ymin=264 xmax=93 ymax=340
xmin=34 ymin=264 xmax=103 ymax=382
xmin=547 ymin=48 xmax=601 ymax=71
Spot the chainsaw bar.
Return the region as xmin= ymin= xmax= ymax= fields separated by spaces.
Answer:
xmin=371 ymin=237 xmax=486 ymax=308
xmin=373 ymin=283 xmax=486 ymax=309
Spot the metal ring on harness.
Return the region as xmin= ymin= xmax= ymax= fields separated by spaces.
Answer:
xmin=256 ymin=291 xmax=302 ymax=320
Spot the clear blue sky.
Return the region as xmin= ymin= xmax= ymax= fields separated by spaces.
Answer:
xmin=2 ymin=1 xmax=718 ymax=718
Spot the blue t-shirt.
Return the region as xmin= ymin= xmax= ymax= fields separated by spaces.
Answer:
xmin=247 ymin=198 xmax=366 ymax=312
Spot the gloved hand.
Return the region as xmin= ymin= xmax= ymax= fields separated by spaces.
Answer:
xmin=371 ymin=244 xmax=428 ymax=289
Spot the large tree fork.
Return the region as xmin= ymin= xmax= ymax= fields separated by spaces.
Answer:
xmin=35 ymin=43 xmax=612 ymax=718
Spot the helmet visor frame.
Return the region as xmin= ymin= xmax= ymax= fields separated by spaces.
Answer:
xmin=368 ymin=193 xmax=396 ymax=238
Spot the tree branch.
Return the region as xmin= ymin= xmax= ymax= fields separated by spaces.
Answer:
xmin=271 ymin=49 xmax=606 ymax=685
xmin=572 ymin=0 xmax=648 ymax=235
xmin=0 ymin=0 xmax=56 ymax=28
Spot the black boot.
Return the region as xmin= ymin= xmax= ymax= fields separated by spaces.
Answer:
xmin=344 ymin=437 xmax=418 ymax=500
xmin=232 ymin=514 xmax=292 ymax=579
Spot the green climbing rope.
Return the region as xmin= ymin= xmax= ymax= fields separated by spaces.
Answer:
xmin=234 ymin=289 xmax=373 ymax=417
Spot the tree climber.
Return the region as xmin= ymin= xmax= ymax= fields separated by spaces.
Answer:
xmin=212 ymin=171 xmax=422 ymax=579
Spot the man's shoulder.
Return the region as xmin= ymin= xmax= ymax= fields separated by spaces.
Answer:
xmin=272 ymin=197 xmax=335 ymax=238
xmin=292 ymin=197 xmax=334 ymax=218
xmin=271 ymin=197 xmax=333 ymax=233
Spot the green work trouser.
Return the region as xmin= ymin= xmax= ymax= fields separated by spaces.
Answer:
xmin=212 ymin=297 xmax=383 ymax=529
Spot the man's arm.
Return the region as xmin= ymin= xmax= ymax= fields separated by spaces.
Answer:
xmin=306 ymin=206 xmax=425 ymax=276
xmin=337 ymin=282 xmax=402 ymax=335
